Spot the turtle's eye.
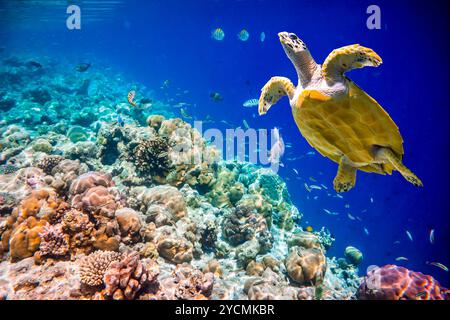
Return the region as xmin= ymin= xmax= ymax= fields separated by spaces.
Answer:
xmin=289 ymin=34 xmax=298 ymax=40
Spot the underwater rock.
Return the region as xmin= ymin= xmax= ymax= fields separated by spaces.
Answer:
xmin=23 ymin=87 xmax=51 ymax=106
xmin=0 ymin=257 xmax=82 ymax=300
xmin=245 ymin=268 xmax=302 ymax=300
xmin=128 ymin=185 xmax=187 ymax=227
xmin=157 ymin=236 xmax=194 ymax=264
xmin=30 ymin=138 xmax=53 ymax=154
xmin=287 ymin=231 xmax=323 ymax=250
xmin=144 ymin=263 xmax=214 ymax=300
xmin=357 ymin=265 xmax=450 ymax=300
xmin=67 ymin=125 xmax=89 ymax=143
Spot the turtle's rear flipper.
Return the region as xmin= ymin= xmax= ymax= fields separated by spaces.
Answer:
xmin=377 ymin=147 xmax=423 ymax=187
xmin=259 ymin=76 xmax=295 ymax=115
xmin=333 ymin=157 xmax=357 ymax=192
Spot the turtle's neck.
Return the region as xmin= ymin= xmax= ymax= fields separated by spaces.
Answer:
xmin=289 ymin=51 xmax=319 ymax=88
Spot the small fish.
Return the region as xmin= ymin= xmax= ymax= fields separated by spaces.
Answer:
xmin=211 ymin=28 xmax=225 ymax=41
xmin=305 ymin=226 xmax=313 ymax=232
xmin=293 ymin=168 xmax=299 ymax=175
xmin=335 ymin=194 xmax=344 ymax=199
xmin=313 ymin=196 xmax=318 ymax=200
xmin=415 ymin=291 xmax=427 ymax=298
xmin=364 ymin=227 xmax=370 ymax=235
xmin=395 ymin=257 xmax=409 ymax=261
xmin=75 ymin=62 xmax=91 ymax=72
xmin=309 ymin=185 xmax=321 ymax=190
xmin=323 ymin=209 xmax=339 ymax=216
xmin=180 ymin=108 xmax=193 ymax=120
xmin=306 ymin=151 xmax=315 ymax=156
xmin=406 ymin=230 xmax=413 ymax=242
xmin=429 ymin=229 xmax=435 ymax=244
xmin=117 ymin=114 xmax=124 ymax=127
xmin=268 ymin=127 xmax=285 ymax=166
xmin=427 ymin=262 xmax=448 ymax=272
xmin=344 ymin=204 xmax=350 ymax=209
xmin=243 ymin=119 xmax=250 ymax=129
xmin=260 ymin=31 xmax=265 ymax=42
xmin=210 ymin=92 xmax=223 ymax=102
xmin=347 ymin=213 xmax=356 ymax=220
xmin=243 ymin=98 xmax=259 ymax=107
xmin=309 ymin=177 xmax=317 ymax=182
xmin=370 ymin=197 xmax=374 ymax=203
xmin=321 ymin=184 xmax=328 ymax=190
xmin=237 ymin=29 xmax=250 ymax=41
xmin=127 ymin=90 xmax=138 ymax=108
xmin=304 ymin=183 xmax=311 ymax=192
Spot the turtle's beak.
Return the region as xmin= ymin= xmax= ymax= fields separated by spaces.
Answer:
xmin=278 ymin=32 xmax=289 ymax=45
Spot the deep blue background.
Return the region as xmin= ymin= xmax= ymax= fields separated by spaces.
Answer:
xmin=1 ymin=0 xmax=449 ymax=286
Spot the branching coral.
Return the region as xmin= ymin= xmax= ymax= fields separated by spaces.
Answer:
xmin=35 ymin=155 xmax=64 ymax=175
xmin=132 ymin=137 xmax=171 ymax=176
xmin=222 ymin=204 xmax=272 ymax=250
xmin=38 ymin=224 xmax=69 ymax=258
xmin=79 ymin=250 xmax=122 ymax=286
xmin=99 ymin=252 xmax=159 ymax=300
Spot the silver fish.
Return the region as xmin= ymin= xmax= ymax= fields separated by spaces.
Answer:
xmin=243 ymin=98 xmax=258 ymax=107
xmin=406 ymin=230 xmax=413 ymax=242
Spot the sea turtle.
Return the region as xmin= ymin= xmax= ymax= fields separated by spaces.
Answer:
xmin=259 ymin=32 xmax=422 ymax=192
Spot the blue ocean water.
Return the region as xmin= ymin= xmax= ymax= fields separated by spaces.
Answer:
xmin=1 ymin=0 xmax=448 ymax=287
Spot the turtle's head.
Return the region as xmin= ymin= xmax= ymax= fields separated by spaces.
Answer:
xmin=278 ymin=32 xmax=319 ymax=87
xmin=278 ymin=32 xmax=308 ymax=58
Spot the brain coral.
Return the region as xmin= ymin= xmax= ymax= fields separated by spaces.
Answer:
xmin=357 ymin=265 xmax=450 ymax=300
xmin=79 ymin=250 xmax=122 ymax=286
xmin=285 ymin=246 xmax=327 ymax=286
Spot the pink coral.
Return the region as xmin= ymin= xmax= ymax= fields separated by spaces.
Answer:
xmin=98 ymin=252 xmax=159 ymax=300
xmin=75 ymin=186 xmax=117 ymax=218
xmin=357 ymin=265 xmax=450 ymax=300
xmin=38 ymin=224 xmax=69 ymax=257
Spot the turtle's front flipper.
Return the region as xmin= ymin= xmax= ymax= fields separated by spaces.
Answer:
xmin=322 ymin=44 xmax=382 ymax=84
xmin=259 ymin=76 xmax=295 ymax=115
xmin=333 ymin=157 xmax=357 ymax=192
xmin=376 ymin=147 xmax=423 ymax=187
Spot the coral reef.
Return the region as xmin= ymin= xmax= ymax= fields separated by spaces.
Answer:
xmin=2 ymin=55 xmax=445 ymax=301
